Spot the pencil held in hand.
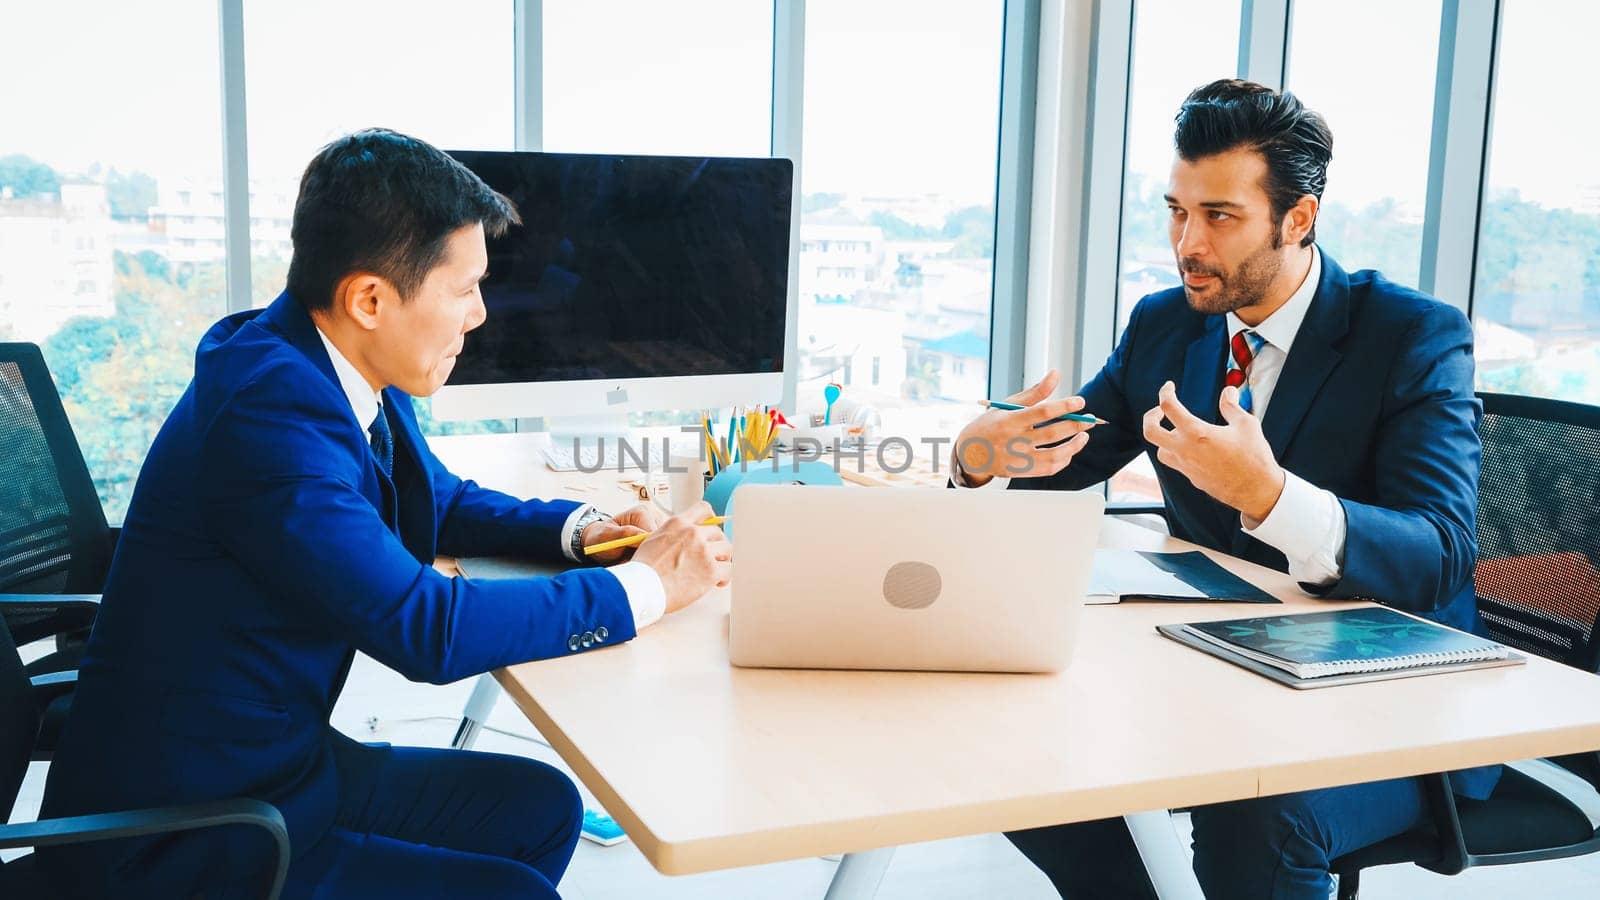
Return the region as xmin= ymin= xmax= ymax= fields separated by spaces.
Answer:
xmin=583 ymin=516 xmax=728 ymax=556
xmin=982 ymin=398 xmax=1108 ymax=426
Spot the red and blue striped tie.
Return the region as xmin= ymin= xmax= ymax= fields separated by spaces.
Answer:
xmin=1224 ymin=330 xmax=1266 ymax=413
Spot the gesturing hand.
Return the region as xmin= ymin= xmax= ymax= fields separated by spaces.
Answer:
xmin=951 ymin=368 xmax=1097 ymax=486
xmin=1142 ymin=381 xmax=1286 ymax=523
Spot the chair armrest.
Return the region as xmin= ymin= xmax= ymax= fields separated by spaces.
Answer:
xmin=0 ymin=594 xmax=99 ymax=646
xmin=29 ymin=669 xmax=77 ymax=707
xmin=1106 ymin=501 xmax=1167 ymax=519
xmin=0 ymin=797 xmax=289 ymax=900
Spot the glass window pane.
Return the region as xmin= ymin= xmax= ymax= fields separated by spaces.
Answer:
xmin=800 ymin=0 xmax=1004 ymax=444
xmin=1473 ymin=1 xmax=1600 ymax=404
xmin=1113 ymin=0 xmax=1240 ymax=502
xmin=543 ymin=0 xmax=772 ymax=156
xmin=1287 ymin=0 xmax=1441 ymax=288
xmin=244 ymin=0 xmax=514 ymax=434
xmin=1 ymin=1 xmax=223 ymax=521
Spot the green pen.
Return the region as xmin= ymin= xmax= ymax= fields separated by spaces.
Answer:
xmin=984 ymin=399 xmax=1107 ymax=427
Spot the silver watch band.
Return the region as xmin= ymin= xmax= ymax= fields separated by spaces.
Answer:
xmin=570 ymin=507 xmax=613 ymax=560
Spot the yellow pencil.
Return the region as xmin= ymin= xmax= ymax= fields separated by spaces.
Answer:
xmin=582 ymin=516 xmax=728 ymax=556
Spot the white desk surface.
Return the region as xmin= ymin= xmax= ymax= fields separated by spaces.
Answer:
xmin=430 ymin=432 xmax=1600 ymax=876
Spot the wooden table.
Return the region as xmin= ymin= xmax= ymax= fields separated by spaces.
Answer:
xmin=431 ymin=433 xmax=1600 ymax=896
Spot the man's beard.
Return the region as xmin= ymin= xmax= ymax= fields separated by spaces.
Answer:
xmin=1179 ymin=230 xmax=1284 ymax=315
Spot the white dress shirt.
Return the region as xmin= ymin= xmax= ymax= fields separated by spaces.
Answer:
xmin=955 ymin=246 xmax=1347 ymax=589
xmin=1224 ymin=247 xmax=1347 ymax=587
xmin=313 ymin=327 xmax=666 ymax=629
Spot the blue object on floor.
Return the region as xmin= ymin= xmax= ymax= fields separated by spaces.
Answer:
xmin=581 ymin=809 xmax=628 ymax=846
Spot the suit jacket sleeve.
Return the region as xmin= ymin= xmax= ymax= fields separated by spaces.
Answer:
xmin=396 ymin=404 xmax=581 ymax=562
xmin=1314 ymin=304 xmax=1480 ymax=612
xmin=1009 ymin=296 xmax=1151 ymax=492
xmin=198 ymin=376 xmax=635 ymax=684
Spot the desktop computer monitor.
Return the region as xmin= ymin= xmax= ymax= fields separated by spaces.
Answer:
xmin=431 ymin=150 xmax=794 ymax=422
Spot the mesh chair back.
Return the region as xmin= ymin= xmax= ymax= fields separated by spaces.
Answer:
xmin=0 ymin=615 xmax=39 ymax=824
xmin=1474 ymin=392 xmax=1600 ymax=674
xmin=0 ymin=345 xmax=111 ymax=617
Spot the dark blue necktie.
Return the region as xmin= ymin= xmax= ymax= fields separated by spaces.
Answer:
xmin=368 ymin=405 xmax=394 ymax=479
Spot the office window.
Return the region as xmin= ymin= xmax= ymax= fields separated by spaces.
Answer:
xmin=542 ymin=0 xmax=772 ymax=156
xmin=1473 ymin=2 xmax=1600 ymax=404
xmin=244 ymin=0 xmax=515 ymax=434
xmin=1111 ymin=0 xmax=1240 ymax=503
xmin=0 ymin=1 xmax=224 ymax=522
xmin=1286 ymin=0 xmax=1441 ymax=288
xmin=800 ymin=0 xmax=1004 ymax=441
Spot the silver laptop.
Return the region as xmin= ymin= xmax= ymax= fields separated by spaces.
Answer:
xmin=728 ymin=484 xmax=1104 ymax=673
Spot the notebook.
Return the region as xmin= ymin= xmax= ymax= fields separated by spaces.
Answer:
xmin=1086 ymin=549 xmax=1279 ymax=604
xmin=1159 ymin=607 xmax=1523 ymax=689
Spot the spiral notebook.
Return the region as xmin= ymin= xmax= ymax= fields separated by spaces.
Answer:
xmin=1159 ymin=607 xmax=1523 ymax=689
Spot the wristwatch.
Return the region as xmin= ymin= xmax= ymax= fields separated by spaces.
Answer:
xmin=569 ymin=506 xmax=613 ymax=561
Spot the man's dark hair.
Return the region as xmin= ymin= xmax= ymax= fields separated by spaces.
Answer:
xmin=286 ymin=128 xmax=520 ymax=311
xmin=1173 ymin=79 xmax=1332 ymax=248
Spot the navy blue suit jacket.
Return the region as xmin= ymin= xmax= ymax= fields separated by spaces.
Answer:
xmin=39 ymin=292 xmax=634 ymax=893
xmin=1013 ymin=252 xmax=1497 ymax=798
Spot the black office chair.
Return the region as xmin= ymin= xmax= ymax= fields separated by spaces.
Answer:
xmin=0 ymin=615 xmax=290 ymax=899
xmin=0 ymin=342 xmax=115 ymax=755
xmin=1331 ymin=391 xmax=1600 ymax=898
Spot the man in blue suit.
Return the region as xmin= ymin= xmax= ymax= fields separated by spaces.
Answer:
xmin=38 ymin=129 xmax=732 ymax=899
xmin=953 ymin=80 xmax=1492 ymax=898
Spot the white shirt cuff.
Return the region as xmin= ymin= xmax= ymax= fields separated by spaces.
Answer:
xmin=607 ymin=560 xmax=667 ymax=630
xmin=1241 ymin=470 xmax=1347 ymax=588
xmin=559 ymin=503 xmax=594 ymax=562
xmin=949 ymin=447 xmax=1011 ymax=490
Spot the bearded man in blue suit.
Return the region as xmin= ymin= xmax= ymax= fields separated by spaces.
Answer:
xmin=953 ymin=80 xmax=1493 ymax=898
xmin=38 ymin=129 xmax=733 ymax=899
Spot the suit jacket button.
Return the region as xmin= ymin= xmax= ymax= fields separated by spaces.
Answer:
xmin=581 ymin=630 xmax=595 ymax=649
xmin=595 ymin=626 xmax=609 ymax=642
xmin=567 ymin=635 xmax=580 ymax=652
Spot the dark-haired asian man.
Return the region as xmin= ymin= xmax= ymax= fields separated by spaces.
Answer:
xmin=954 ymin=80 xmax=1492 ymax=899
xmin=38 ymin=129 xmax=732 ymax=900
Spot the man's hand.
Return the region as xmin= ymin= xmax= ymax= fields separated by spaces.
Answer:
xmin=951 ymin=368 xmax=1096 ymax=486
xmin=629 ymin=501 xmax=732 ymax=615
xmin=1142 ymin=382 xmax=1286 ymax=522
xmin=580 ymin=504 xmax=668 ymax=564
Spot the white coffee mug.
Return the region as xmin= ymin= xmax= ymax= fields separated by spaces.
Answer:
xmin=648 ymin=454 xmax=708 ymax=514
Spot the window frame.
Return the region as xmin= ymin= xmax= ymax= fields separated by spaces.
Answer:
xmin=209 ymin=0 xmax=1522 ymax=413
xmin=211 ymin=0 xmax=1041 ymax=414
xmin=1061 ymin=0 xmax=1501 ymax=388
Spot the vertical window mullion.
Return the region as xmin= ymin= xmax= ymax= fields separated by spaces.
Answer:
xmin=218 ymin=0 xmax=252 ymax=313
xmin=990 ymin=0 xmax=1042 ymax=398
xmin=1073 ymin=0 xmax=1134 ymax=390
xmin=1419 ymin=0 xmax=1499 ymax=314
xmin=772 ymin=0 xmax=804 ymax=415
xmin=1237 ymin=0 xmax=1291 ymax=88
xmin=514 ymin=0 xmax=544 ymax=152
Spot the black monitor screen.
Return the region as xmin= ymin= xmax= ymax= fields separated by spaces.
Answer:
xmin=445 ymin=151 xmax=792 ymax=386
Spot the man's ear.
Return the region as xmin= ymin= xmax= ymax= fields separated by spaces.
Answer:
xmin=1283 ymin=194 xmax=1318 ymax=247
xmin=332 ymin=273 xmax=392 ymax=331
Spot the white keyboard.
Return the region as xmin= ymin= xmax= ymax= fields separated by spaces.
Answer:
xmin=543 ymin=442 xmax=666 ymax=472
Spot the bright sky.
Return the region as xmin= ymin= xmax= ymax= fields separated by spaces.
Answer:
xmin=1 ymin=1 xmax=1594 ymax=210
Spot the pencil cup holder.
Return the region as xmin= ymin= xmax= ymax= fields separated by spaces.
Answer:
xmin=702 ymin=461 xmax=844 ymax=535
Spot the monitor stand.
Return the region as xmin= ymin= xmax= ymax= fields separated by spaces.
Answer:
xmin=544 ymin=413 xmax=631 ymax=446
xmin=538 ymin=414 xmax=664 ymax=472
